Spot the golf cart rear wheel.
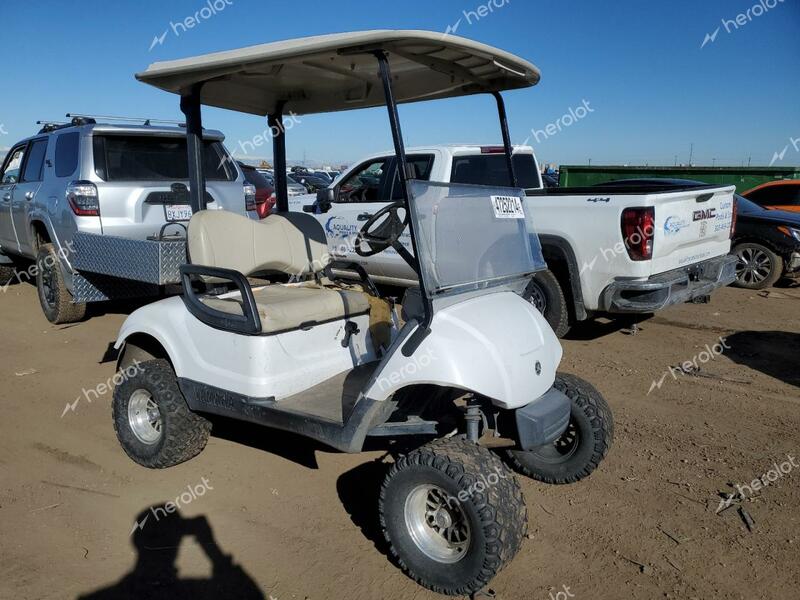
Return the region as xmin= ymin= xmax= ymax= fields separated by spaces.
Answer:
xmin=380 ymin=437 xmax=527 ymax=596
xmin=506 ymin=373 xmax=613 ymax=484
xmin=523 ymin=270 xmax=570 ymax=338
xmin=733 ymin=242 xmax=783 ymax=289
xmin=36 ymin=243 xmax=86 ymax=324
xmin=112 ymin=359 xmax=211 ymax=469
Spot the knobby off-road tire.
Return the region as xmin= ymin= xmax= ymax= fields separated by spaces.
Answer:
xmin=523 ymin=269 xmax=570 ymax=338
xmin=36 ymin=243 xmax=86 ymax=324
xmin=506 ymin=373 xmax=613 ymax=484
xmin=0 ymin=263 xmax=15 ymax=285
xmin=112 ymin=359 xmax=211 ymax=468
xmin=380 ymin=436 xmax=527 ymax=596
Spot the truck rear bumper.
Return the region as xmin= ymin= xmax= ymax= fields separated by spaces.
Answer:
xmin=600 ymin=253 xmax=737 ymax=313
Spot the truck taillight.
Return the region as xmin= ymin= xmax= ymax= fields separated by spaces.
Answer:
xmin=730 ymin=197 xmax=738 ymax=239
xmin=66 ymin=181 xmax=100 ymax=216
xmin=621 ymin=207 xmax=655 ymax=261
xmin=244 ymin=183 xmax=257 ymax=211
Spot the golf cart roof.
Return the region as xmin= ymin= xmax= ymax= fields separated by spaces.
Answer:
xmin=136 ymin=30 xmax=540 ymax=116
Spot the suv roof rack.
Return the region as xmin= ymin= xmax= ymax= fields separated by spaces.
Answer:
xmin=65 ymin=113 xmax=186 ymax=127
xmin=36 ymin=116 xmax=96 ymax=134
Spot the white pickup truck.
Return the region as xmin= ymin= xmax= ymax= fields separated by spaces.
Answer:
xmin=289 ymin=145 xmax=737 ymax=336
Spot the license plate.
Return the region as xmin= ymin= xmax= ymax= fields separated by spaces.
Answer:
xmin=165 ymin=204 xmax=193 ymax=221
xmin=490 ymin=195 xmax=524 ymax=219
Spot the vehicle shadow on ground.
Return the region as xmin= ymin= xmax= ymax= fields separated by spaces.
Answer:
xmin=725 ymin=331 xmax=800 ymax=388
xmin=208 ymin=415 xmax=325 ymax=469
xmin=76 ymin=505 xmax=264 ymax=599
xmin=565 ymin=314 xmax=653 ymax=341
xmin=336 ymin=457 xmax=393 ymax=558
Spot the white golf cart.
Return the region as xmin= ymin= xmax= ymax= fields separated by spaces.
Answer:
xmin=111 ymin=30 xmax=613 ymax=595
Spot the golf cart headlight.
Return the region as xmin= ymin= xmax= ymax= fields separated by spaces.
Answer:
xmin=243 ymin=183 xmax=257 ymax=211
xmin=778 ymin=226 xmax=800 ymax=242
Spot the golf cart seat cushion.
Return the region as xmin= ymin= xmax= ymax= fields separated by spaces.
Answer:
xmin=188 ymin=210 xmax=330 ymax=277
xmin=202 ymin=284 xmax=370 ymax=333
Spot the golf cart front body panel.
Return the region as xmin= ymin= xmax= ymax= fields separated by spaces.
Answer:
xmin=115 ymin=296 xmax=378 ymax=400
xmin=136 ymin=30 xmax=540 ymax=117
xmin=364 ymin=290 xmax=561 ymax=410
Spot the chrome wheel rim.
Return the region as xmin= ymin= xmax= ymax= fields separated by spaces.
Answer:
xmin=735 ymin=247 xmax=772 ymax=285
xmin=404 ymin=484 xmax=471 ymax=563
xmin=526 ymin=281 xmax=547 ymax=313
xmin=128 ymin=389 xmax=163 ymax=445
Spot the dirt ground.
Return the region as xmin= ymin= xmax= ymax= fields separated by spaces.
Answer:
xmin=1 ymin=278 xmax=798 ymax=600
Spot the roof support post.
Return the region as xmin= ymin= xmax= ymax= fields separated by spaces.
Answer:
xmin=269 ymin=102 xmax=288 ymax=213
xmin=373 ymin=50 xmax=432 ymax=355
xmin=180 ymin=83 xmax=207 ymax=212
xmin=492 ymin=91 xmax=518 ymax=188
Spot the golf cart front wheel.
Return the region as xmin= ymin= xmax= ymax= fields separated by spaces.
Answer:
xmin=112 ymin=359 xmax=211 ymax=468
xmin=505 ymin=373 xmax=613 ymax=484
xmin=380 ymin=437 xmax=527 ymax=596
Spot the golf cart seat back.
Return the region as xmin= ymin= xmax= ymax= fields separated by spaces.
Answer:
xmin=188 ymin=210 xmax=329 ymax=277
xmin=187 ymin=210 xmax=370 ymax=334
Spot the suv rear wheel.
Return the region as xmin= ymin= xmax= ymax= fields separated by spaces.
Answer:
xmin=36 ymin=243 xmax=86 ymax=324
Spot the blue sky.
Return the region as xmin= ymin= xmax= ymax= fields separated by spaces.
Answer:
xmin=1 ymin=0 xmax=798 ymax=168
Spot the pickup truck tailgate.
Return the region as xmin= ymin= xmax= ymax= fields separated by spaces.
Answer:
xmin=651 ymin=185 xmax=735 ymax=275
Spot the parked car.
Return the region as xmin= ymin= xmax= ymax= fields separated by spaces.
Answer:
xmin=741 ymin=179 xmax=800 ymax=214
xmin=733 ymin=195 xmax=800 ymax=288
xmin=294 ymin=173 xmax=330 ymax=193
xmin=292 ymin=146 xmax=738 ymax=337
xmin=238 ymin=162 xmax=275 ymax=218
xmin=312 ymin=170 xmax=333 ymax=183
xmin=284 ymin=174 xmax=310 ymax=196
xmin=0 ymin=117 xmax=250 ymax=323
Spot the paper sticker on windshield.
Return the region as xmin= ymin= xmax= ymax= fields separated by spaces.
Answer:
xmin=491 ymin=195 xmax=524 ymax=219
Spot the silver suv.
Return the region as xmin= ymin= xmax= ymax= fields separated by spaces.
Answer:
xmin=0 ymin=117 xmax=253 ymax=323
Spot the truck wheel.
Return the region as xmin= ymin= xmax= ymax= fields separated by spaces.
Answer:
xmin=733 ymin=243 xmax=783 ymax=289
xmin=36 ymin=243 xmax=86 ymax=324
xmin=380 ymin=437 xmax=527 ymax=596
xmin=505 ymin=373 xmax=613 ymax=484
xmin=112 ymin=359 xmax=211 ymax=469
xmin=523 ymin=270 xmax=570 ymax=338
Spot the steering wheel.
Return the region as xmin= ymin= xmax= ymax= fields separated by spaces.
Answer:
xmin=355 ymin=200 xmax=409 ymax=257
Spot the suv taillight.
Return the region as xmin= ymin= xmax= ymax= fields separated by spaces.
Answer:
xmin=730 ymin=197 xmax=738 ymax=239
xmin=259 ymin=192 xmax=276 ymax=219
xmin=621 ymin=207 xmax=655 ymax=261
xmin=244 ymin=183 xmax=258 ymax=211
xmin=66 ymin=181 xmax=100 ymax=216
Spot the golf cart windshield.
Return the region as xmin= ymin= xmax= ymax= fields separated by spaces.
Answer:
xmin=409 ymin=180 xmax=545 ymax=298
